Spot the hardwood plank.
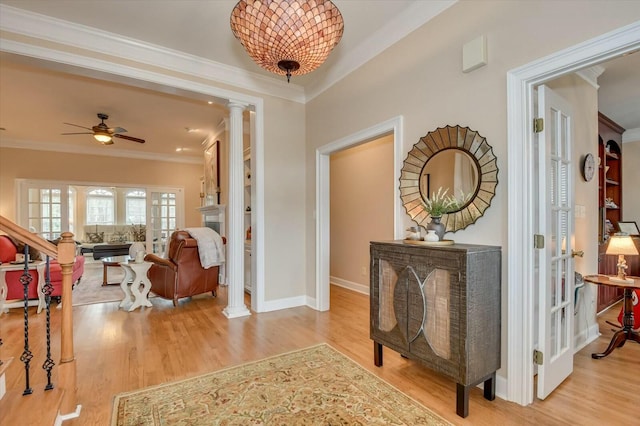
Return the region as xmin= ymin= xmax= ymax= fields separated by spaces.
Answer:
xmin=0 ymin=286 xmax=637 ymax=425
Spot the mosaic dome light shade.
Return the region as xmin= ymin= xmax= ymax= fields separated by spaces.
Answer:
xmin=230 ymin=0 xmax=344 ymax=81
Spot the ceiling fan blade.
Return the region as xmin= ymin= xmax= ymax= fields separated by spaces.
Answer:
xmin=63 ymin=122 xmax=93 ymax=131
xmin=114 ymin=134 xmax=145 ymax=144
xmin=110 ymin=127 xmax=127 ymax=134
xmin=61 ymin=132 xmax=93 ymax=135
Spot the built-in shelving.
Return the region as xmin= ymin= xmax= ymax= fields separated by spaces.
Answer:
xmin=597 ymin=111 xmax=625 ymax=312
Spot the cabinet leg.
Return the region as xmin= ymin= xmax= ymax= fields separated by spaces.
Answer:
xmin=483 ymin=373 xmax=496 ymax=401
xmin=456 ymin=383 xmax=469 ymax=418
xmin=374 ymin=341 xmax=383 ymax=367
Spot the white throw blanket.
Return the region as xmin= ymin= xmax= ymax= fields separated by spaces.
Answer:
xmin=184 ymin=227 xmax=225 ymax=269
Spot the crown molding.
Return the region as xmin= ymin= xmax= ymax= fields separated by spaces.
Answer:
xmin=623 ymin=127 xmax=640 ymax=143
xmin=0 ymin=4 xmax=305 ymax=104
xmin=0 ymin=138 xmax=202 ymax=165
xmin=305 ymin=0 xmax=458 ymax=101
xmin=575 ymin=64 xmax=605 ymax=89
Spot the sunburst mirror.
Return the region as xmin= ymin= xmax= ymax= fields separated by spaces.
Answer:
xmin=400 ymin=125 xmax=498 ymax=233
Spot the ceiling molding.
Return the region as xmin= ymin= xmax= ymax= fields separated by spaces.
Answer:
xmin=623 ymin=127 xmax=640 ymax=143
xmin=575 ymin=65 xmax=605 ymax=89
xmin=0 ymin=138 xmax=202 ymax=165
xmin=0 ymin=4 xmax=305 ymax=104
xmin=305 ymin=0 xmax=458 ymax=101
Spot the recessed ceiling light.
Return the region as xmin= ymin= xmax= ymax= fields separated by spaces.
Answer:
xmin=185 ymin=127 xmax=200 ymax=133
xmin=207 ymin=101 xmax=213 ymax=105
xmin=176 ymin=147 xmax=183 ymax=152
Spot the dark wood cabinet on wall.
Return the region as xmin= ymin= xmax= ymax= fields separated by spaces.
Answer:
xmin=597 ymin=112 xmax=625 ymax=313
xmin=370 ymin=240 xmax=501 ymax=418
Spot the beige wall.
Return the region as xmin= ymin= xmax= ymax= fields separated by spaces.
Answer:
xmin=622 ymin=140 xmax=640 ymax=224
xmin=305 ymin=0 xmax=640 ymax=377
xmin=330 ymin=135 xmax=394 ymax=289
xmin=0 ymin=147 xmax=203 ymax=227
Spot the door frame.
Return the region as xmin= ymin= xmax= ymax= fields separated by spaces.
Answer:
xmin=506 ymin=21 xmax=640 ymax=405
xmin=315 ymin=116 xmax=405 ymax=311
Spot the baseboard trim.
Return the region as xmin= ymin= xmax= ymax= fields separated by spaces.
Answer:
xmin=260 ymin=295 xmax=307 ymax=313
xmin=574 ymin=324 xmax=602 ymax=353
xmin=330 ymin=276 xmax=369 ymax=295
xmin=54 ymin=404 xmax=82 ymax=426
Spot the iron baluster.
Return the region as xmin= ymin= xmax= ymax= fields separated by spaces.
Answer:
xmin=42 ymin=255 xmax=55 ymax=390
xmin=19 ymin=244 xmax=33 ymax=395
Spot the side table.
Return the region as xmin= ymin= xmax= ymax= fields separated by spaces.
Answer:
xmin=101 ymin=255 xmax=129 ymax=286
xmin=584 ymin=274 xmax=640 ymax=359
xmin=118 ymin=260 xmax=153 ymax=312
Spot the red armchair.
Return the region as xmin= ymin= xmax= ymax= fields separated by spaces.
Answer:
xmin=0 ymin=235 xmax=85 ymax=311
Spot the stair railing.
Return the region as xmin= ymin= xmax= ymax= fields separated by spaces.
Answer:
xmin=0 ymin=214 xmax=79 ymax=419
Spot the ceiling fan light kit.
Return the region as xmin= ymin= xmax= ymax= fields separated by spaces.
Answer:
xmin=230 ymin=0 xmax=344 ymax=82
xmin=61 ymin=113 xmax=145 ymax=145
xmin=94 ymin=131 xmax=113 ymax=144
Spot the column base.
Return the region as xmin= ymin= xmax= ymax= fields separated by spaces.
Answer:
xmin=223 ymin=305 xmax=251 ymax=319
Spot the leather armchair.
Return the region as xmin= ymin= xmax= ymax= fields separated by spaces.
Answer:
xmin=144 ymin=230 xmax=223 ymax=306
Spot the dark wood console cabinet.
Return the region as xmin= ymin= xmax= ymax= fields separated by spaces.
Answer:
xmin=370 ymin=240 xmax=501 ymax=418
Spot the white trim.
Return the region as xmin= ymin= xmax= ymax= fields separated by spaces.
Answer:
xmin=330 ymin=276 xmax=369 ymax=295
xmin=315 ymin=116 xmax=404 ymax=311
xmin=573 ymin=324 xmax=600 ymax=353
xmin=0 ymin=138 xmax=201 ymax=165
xmin=0 ymin=39 xmax=263 ymax=108
xmin=622 ymin=127 xmax=640 ymax=143
xmin=260 ymin=295 xmax=308 ymax=313
xmin=0 ymin=4 xmax=305 ymax=103
xmin=305 ymin=1 xmax=457 ymax=101
xmin=506 ymin=20 xmax=640 ymax=405
xmin=574 ymin=65 xmax=605 ymax=89
xmin=54 ymin=404 xmax=81 ymax=426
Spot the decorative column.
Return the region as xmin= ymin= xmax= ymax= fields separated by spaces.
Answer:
xmin=223 ymin=101 xmax=251 ymax=318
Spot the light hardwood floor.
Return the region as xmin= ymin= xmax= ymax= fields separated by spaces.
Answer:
xmin=1 ymin=285 xmax=637 ymax=425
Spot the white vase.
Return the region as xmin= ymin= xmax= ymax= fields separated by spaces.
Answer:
xmin=425 ymin=230 xmax=439 ymax=242
xmin=129 ymin=242 xmax=146 ymax=261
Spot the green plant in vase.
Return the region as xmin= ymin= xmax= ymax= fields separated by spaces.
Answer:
xmin=422 ymin=187 xmax=466 ymax=241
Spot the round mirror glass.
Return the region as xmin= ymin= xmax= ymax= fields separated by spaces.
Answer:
xmin=400 ymin=125 xmax=498 ymax=233
xmin=419 ymin=149 xmax=479 ymax=213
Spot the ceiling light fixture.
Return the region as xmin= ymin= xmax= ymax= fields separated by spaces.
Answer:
xmin=230 ymin=0 xmax=344 ymax=83
xmin=93 ymin=131 xmax=113 ymax=145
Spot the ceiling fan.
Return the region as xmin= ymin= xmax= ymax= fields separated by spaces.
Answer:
xmin=62 ymin=113 xmax=145 ymax=145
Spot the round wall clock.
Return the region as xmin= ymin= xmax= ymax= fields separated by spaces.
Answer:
xmin=582 ymin=153 xmax=595 ymax=182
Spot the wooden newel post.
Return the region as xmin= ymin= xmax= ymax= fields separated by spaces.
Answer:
xmin=57 ymin=232 xmax=78 ymax=416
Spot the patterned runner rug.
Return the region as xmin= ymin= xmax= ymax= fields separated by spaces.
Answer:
xmin=112 ymin=343 xmax=451 ymax=425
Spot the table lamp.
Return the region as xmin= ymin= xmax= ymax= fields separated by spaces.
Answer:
xmin=606 ymin=233 xmax=639 ymax=283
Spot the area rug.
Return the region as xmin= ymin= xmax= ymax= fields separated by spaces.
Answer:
xmin=72 ymin=263 xmax=126 ymax=306
xmin=111 ymin=344 xmax=451 ymax=425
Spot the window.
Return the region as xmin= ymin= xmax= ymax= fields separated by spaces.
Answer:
xmin=86 ymin=188 xmax=115 ymax=225
xmin=125 ymin=189 xmax=146 ymax=224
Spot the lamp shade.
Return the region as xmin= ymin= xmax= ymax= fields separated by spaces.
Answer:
xmin=606 ymin=234 xmax=639 ymax=256
xmin=94 ymin=132 xmax=113 ymax=144
xmin=230 ymin=0 xmax=344 ymax=82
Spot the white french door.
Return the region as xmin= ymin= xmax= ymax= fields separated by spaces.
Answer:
xmin=147 ymin=188 xmax=184 ymax=255
xmin=535 ymin=85 xmax=575 ymax=399
xmin=19 ymin=181 xmax=70 ymax=240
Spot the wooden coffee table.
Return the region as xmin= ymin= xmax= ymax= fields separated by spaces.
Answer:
xmin=101 ymin=255 xmax=129 ymax=286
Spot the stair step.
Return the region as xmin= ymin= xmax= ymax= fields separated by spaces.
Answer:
xmin=0 ymin=358 xmax=13 ymax=401
xmin=0 ymin=384 xmax=63 ymax=426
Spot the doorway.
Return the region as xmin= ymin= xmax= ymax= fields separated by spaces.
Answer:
xmin=506 ymin=22 xmax=640 ymax=405
xmin=315 ymin=116 xmax=405 ymax=311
